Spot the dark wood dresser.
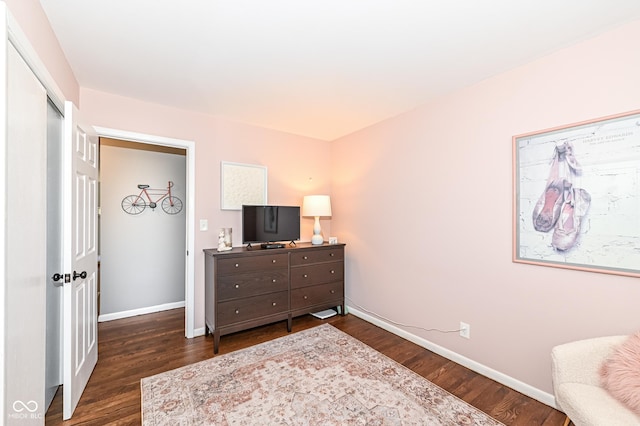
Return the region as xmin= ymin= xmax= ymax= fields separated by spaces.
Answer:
xmin=203 ymin=243 xmax=345 ymax=353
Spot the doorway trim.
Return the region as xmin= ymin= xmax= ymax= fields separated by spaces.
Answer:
xmin=94 ymin=127 xmax=196 ymax=338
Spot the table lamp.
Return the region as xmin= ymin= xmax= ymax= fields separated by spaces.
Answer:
xmin=302 ymin=195 xmax=332 ymax=245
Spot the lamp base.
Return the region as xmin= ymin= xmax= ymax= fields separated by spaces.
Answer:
xmin=311 ymin=215 xmax=324 ymax=245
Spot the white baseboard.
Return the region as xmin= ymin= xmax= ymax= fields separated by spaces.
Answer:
xmin=98 ymin=301 xmax=186 ymax=322
xmin=347 ymin=306 xmax=558 ymax=409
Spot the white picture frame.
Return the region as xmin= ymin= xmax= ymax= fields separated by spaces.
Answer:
xmin=220 ymin=161 xmax=267 ymax=210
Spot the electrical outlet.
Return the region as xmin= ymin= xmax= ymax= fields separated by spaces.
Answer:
xmin=460 ymin=322 xmax=471 ymax=339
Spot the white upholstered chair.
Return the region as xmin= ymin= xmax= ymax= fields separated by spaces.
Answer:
xmin=551 ymin=335 xmax=640 ymax=426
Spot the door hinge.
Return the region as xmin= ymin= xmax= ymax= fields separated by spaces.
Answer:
xmin=64 ymin=273 xmax=71 ymax=283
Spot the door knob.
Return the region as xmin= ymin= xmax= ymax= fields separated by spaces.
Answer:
xmin=52 ymin=273 xmax=64 ymax=282
xmin=73 ymin=270 xmax=87 ymax=281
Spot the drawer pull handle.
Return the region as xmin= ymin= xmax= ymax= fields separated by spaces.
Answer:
xmin=235 ymin=309 xmax=240 ymax=314
xmin=272 ymin=302 xmax=277 ymax=306
xmin=235 ymin=284 xmax=240 ymax=289
xmin=330 ymin=253 xmax=335 ymax=257
xmin=272 ymin=279 xmax=277 ymax=283
xmin=330 ymin=270 xmax=335 ymax=274
xmin=303 ymin=274 xmax=308 ymax=278
xmin=303 ymin=256 xmax=308 ymax=260
xmin=303 ymin=296 xmax=308 ymax=300
xmin=330 ymin=290 xmax=335 ymax=294
xmin=235 ymin=263 xmax=239 ymax=268
xmin=272 ymin=259 xmax=277 ymax=263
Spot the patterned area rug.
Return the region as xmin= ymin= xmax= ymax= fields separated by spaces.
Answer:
xmin=141 ymin=324 xmax=504 ymax=425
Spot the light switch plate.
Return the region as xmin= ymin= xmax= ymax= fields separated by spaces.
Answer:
xmin=199 ymin=219 xmax=208 ymax=231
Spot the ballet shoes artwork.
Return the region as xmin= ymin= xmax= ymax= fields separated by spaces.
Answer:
xmin=532 ymin=142 xmax=590 ymax=251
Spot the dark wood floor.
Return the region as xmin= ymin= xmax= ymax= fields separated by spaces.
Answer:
xmin=45 ymin=309 xmax=566 ymax=425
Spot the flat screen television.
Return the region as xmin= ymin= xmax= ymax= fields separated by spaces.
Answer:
xmin=242 ymin=205 xmax=300 ymax=248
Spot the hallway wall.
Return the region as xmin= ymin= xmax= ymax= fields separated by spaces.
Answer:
xmin=99 ymin=139 xmax=186 ymax=318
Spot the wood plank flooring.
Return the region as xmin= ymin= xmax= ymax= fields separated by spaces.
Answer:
xmin=45 ymin=309 xmax=566 ymax=425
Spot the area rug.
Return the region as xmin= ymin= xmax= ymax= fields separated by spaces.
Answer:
xmin=141 ymin=324 xmax=504 ymax=425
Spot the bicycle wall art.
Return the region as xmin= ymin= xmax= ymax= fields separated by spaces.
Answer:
xmin=121 ymin=181 xmax=183 ymax=215
xmin=513 ymin=109 xmax=640 ymax=278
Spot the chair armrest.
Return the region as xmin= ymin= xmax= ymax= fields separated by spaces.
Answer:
xmin=551 ymin=335 xmax=627 ymax=387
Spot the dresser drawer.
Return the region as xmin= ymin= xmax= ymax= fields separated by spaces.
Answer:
xmin=217 ymin=270 xmax=288 ymax=301
xmin=291 ymin=261 xmax=343 ymax=288
xmin=217 ymin=253 xmax=288 ymax=276
xmin=217 ymin=291 xmax=288 ymax=326
xmin=291 ymin=281 xmax=343 ymax=310
xmin=290 ymin=247 xmax=343 ymax=266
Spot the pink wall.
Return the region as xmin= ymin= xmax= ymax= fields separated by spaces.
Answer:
xmin=4 ymin=0 xmax=79 ymax=104
xmin=8 ymin=0 xmax=640 ymax=404
xmin=80 ymin=88 xmax=332 ymax=328
xmin=331 ymin=19 xmax=640 ymax=397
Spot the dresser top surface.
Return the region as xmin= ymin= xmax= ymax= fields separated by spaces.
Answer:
xmin=204 ymin=242 xmax=344 ymax=257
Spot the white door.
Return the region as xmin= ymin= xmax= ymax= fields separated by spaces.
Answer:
xmin=62 ymin=102 xmax=99 ymax=420
xmin=5 ymin=41 xmax=48 ymax=424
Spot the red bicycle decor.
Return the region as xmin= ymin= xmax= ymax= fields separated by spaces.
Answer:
xmin=121 ymin=181 xmax=183 ymax=215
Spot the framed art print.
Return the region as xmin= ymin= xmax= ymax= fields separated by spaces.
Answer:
xmin=513 ymin=109 xmax=640 ymax=277
xmin=220 ymin=161 xmax=267 ymax=210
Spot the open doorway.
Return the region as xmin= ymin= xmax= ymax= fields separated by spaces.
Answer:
xmin=99 ymin=138 xmax=186 ymax=322
xmin=95 ymin=128 xmax=196 ymax=337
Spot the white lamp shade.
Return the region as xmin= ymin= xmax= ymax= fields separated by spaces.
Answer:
xmin=302 ymin=195 xmax=332 ymax=217
xmin=302 ymin=195 xmax=331 ymax=245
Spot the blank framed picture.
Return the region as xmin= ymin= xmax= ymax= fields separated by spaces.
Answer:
xmin=220 ymin=161 xmax=267 ymax=210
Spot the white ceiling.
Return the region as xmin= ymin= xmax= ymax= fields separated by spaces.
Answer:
xmin=38 ymin=0 xmax=640 ymax=141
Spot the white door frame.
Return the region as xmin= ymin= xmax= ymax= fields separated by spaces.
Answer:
xmin=95 ymin=127 xmax=196 ymax=338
